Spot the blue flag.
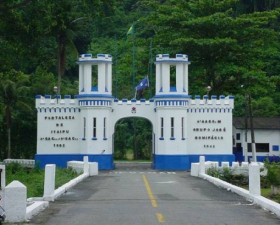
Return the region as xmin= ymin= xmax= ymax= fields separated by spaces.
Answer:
xmin=136 ymin=76 xmax=149 ymax=91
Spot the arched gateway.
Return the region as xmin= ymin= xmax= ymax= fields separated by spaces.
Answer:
xmin=35 ymin=53 xmax=234 ymax=170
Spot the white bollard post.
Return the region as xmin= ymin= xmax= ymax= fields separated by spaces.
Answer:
xmin=83 ymin=156 xmax=89 ymax=175
xmin=43 ymin=164 xmax=56 ymax=201
xmin=222 ymin=162 xmax=229 ymax=167
xmin=5 ymin=180 xmax=26 ymax=223
xmin=199 ymin=156 xmax=205 ymax=175
xmin=249 ymin=162 xmax=260 ymax=196
xmin=89 ymin=162 xmax=98 ymax=176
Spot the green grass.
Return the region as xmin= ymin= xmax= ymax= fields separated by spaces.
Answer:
xmin=114 ymin=159 xmax=152 ymax=162
xmin=6 ymin=162 xmax=80 ymax=198
xmin=207 ymin=167 xmax=280 ymax=203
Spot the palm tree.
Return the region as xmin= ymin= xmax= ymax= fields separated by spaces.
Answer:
xmin=56 ymin=17 xmax=86 ymax=94
xmin=0 ymin=70 xmax=31 ymax=158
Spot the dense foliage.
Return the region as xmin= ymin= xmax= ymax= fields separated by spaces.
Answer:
xmin=0 ymin=0 xmax=280 ymax=160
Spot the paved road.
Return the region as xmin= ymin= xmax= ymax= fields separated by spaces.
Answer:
xmin=28 ymin=162 xmax=280 ymax=225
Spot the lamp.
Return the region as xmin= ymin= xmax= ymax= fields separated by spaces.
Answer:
xmin=53 ymin=86 xmax=58 ymax=103
xmin=206 ymin=86 xmax=211 ymax=102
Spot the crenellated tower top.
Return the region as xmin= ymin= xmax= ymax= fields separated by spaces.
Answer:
xmin=154 ymin=54 xmax=190 ymax=98
xmin=76 ymin=54 xmax=113 ymax=97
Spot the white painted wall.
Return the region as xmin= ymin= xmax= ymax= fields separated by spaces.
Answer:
xmin=233 ymin=127 xmax=280 ymax=157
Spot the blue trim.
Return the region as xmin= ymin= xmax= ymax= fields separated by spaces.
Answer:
xmin=35 ymin=154 xmax=115 ymax=170
xmin=140 ymin=98 xmax=146 ymax=102
xmin=154 ymin=94 xmax=190 ymax=99
xmin=181 ymin=138 xmax=186 ymax=140
xmin=189 ymin=154 xmax=235 ymax=167
xmin=114 ymin=98 xmax=118 ymax=102
xmin=170 ymin=87 xmax=177 ymax=92
xmin=35 ymin=95 xmax=41 ymax=99
xmin=159 ymin=137 xmax=164 ymax=140
xmin=154 ymin=60 xmax=190 ymax=64
xmin=82 ymin=138 xmax=86 ymax=140
xmin=195 ymin=95 xmax=200 ymax=99
xmin=97 ymin=54 xmax=112 ymax=58
xmin=153 ymin=155 xmax=190 ymax=170
xmin=103 ymin=137 xmax=107 ymax=140
xmin=272 ymin=145 xmax=279 ymax=151
xmin=91 ymin=86 xmax=98 ymax=91
xmin=92 ymin=137 xmax=97 ymax=140
xmin=153 ymin=154 xmax=235 ymax=170
xmin=64 ymin=95 xmax=71 ymax=99
xmin=220 ymin=95 xmax=225 ymax=99
xmin=211 ymin=95 xmax=217 ymax=99
xmin=203 ymin=95 xmax=208 ymax=99
xmin=45 ymin=95 xmax=51 ymax=99
xmin=75 ymin=94 xmax=114 ymax=99
xmin=122 ymin=98 xmax=128 ymax=102
xmin=77 ymin=60 xmax=112 ymax=64
xmin=170 ymin=137 xmax=175 ymax=140
xmin=229 ymin=95 xmax=234 ymax=99
xmin=131 ymin=98 xmax=136 ymax=102
xmin=149 ymin=99 xmax=154 ymax=102
xmin=84 ymin=54 xmax=92 ymax=57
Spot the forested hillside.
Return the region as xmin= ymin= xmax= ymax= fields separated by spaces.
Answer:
xmin=1 ymin=0 xmax=280 ymax=160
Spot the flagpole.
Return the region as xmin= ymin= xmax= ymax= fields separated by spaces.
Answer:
xmin=132 ymin=24 xmax=135 ymax=99
xmin=149 ymin=38 xmax=153 ymax=99
xmin=114 ymin=35 xmax=118 ymax=98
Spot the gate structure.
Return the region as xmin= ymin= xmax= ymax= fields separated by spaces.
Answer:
xmin=35 ymin=53 xmax=234 ymax=170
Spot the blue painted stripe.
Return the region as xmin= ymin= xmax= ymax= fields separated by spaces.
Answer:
xmin=35 ymin=154 xmax=115 ymax=170
xmin=153 ymin=155 xmax=190 ymax=170
xmin=154 ymin=61 xmax=190 ymax=64
xmin=154 ymin=94 xmax=190 ymax=99
xmin=77 ymin=60 xmax=112 ymax=63
xmin=153 ymin=154 xmax=235 ymax=170
xmin=75 ymin=94 xmax=114 ymax=99
xmin=211 ymin=95 xmax=217 ymax=99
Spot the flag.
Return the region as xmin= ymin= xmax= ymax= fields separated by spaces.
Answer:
xmin=127 ymin=23 xmax=134 ymax=35
xmin=136 ymin=76 xmax=149 ymax=91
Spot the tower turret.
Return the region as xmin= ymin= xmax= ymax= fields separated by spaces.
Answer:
xmin=155 ymin=54 xmax=190 ymax=97
xmin=77 ymin=54 xmax=112 ymax=96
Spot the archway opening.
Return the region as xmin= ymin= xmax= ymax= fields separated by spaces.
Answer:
xmin=113 ymin=117 xmax=153 ymax=164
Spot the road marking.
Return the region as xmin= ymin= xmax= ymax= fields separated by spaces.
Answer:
xmin=156 ymin=213 xmax=165 ymax=223
xmin=155 ymin=181 xmax=175 ymax=184
xmin=109 ymin=171 xmax=176 ymax=174
xmin=142 ymin=174 xmax=158 ymax=207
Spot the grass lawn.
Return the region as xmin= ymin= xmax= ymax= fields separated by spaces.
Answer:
xmin=6 ymin=163 xmax=80 ymax=198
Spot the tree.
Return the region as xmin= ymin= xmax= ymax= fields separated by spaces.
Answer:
xmin=0 ymin=70 xmax=31 ymax=158
xmin=142 ymin=0 xmax=280 ymax=96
